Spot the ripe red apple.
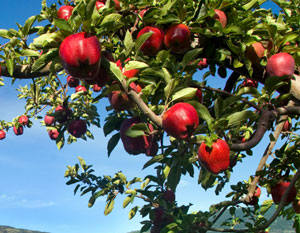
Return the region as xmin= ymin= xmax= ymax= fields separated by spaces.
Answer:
xmin=198 ymin=58 xmax=208 ymax=70
xmin=162 ymin=103 xmax=199 ymax=140
xmin=18 ymin=115 xmax=29 ymax=126
xmin=57 ymin=5 xmax=73 ymax=21
xmin=293 ymin=199 xmax=300 ymax=213
xmin=48 ymin=129 xmax=59 ymax=140
xmin=163 ymin=189 xmax=175 ymax=203
xmin=137 ymin=26 xmax=164 ymax=56
xmin=75 ymin=85 xmax=87 ymax=93
xmin=55 ymin=105 xmax=71 ymax=123
xmin=44 ymin=114 xmax=55 ymax=126
xmin=214 ymin=9 xmax=227 ymax=28
xmin=245 ymin=42 xmax=265 ymax=66
xmin=196 ymin=89 xmax=202 ymax=103
xmin=266 ymin=52 xmax=295 ymax=78
xmin=198 ymin=139 xmax=230 ymax=174
xmin=271 ymin=181 xmax=297 ymax=205
xmin=109 ymin=90 xmax=133 ymax=111
xmin=93 ymin=84 xmax=102 ymax=92
xmin=13 ymin=125 xmax=24 ymax=136
xmin=67 ymin=76 xmax=79 ymax=88
xmin=282 ymin=120 xmax=291 ymax=132
xmin=0 ymin=130 xmax=6 ymax=140
xmin=68 ymin=119 xmax=87 ymax=138
xmin=59 ymin=32 xmax=101 ymax=80
xmin=248 ymin=186 xmax=261 ymax=205
xmin=164 ymin=24 xmax=191 ymax=54
xmin=95 ymin=1 xmax=105 ymax=10
xmin=242 ymin=79 xmax=258 ymax=88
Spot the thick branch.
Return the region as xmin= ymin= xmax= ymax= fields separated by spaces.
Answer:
xmin=0 ymin=62 xmax=57 ymax=79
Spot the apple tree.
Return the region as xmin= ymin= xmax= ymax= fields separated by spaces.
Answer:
xmin=0 ymin=0 xmax=299 ymax=232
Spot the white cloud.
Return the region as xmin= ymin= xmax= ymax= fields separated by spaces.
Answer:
xmin=0 ymin=193 xmax=55 ymax=208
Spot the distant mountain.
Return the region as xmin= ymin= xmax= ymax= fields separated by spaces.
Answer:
xmin=0 ymin=225 xmax=48 ymax=233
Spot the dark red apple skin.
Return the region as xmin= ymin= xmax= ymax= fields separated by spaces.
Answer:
xmin=95 ymin=1 xmax=105 ymax=10
xmin=271 ymin=181 xmax=297 ymax=205
xmin=55 ymin=105 xmax=71 ymax=123
xmin=0 ymin=130 xmax=6 ymax=140
xmin=266 ymin=52 xmax=295 ymax=78
xmin=163 ymin=189 xmax=175 ymax=203
xmin=242 ymin=79 xmax=258 ymax=88
xmin=67 ymin=76 xmax=79 ymax=88
xmin=164 ymin=24 xmax=191 ymax=54
xmin=137 ymin=26 xmax=164 ymax=56
xmin=214 ymin=9 xmax=227 ymax=28
xmin=13 ymin=125 xmax=24 ymax=136
xmin=67 ymin=119 xmax=87 ymax=138
xmin=75 ymin=85 xmax=87 ymax=93
xmin=196 ymin=89 xmax=202 ymax=103
xmin=245 ymin=42 xmax=265 ymax=66
xmin=18 ymin=115 xmax=29 ymax=126
xmin=162 ymin=103 xmax=199 ymax=140
xmin=59 ymin=32 xmax=101 ymax=80
xmin=44 ymin=115 xmax=55 ymax=126
xmin=198 ymin=58 xmax=208 ymax=70
xmin=93 ymin=84 xmax=102 ymax=92
xmin=198 ymin=139 xmax=230 ymax=174
xmin=57 ymin=5 xmax=73 ymax=21
xmin=109 ymin=90 xmax=133 ymax=111
xmin=282 ymin=120 xmax=291 ymax=132
xmin=48 ymin=129 xmax=59 ymax=140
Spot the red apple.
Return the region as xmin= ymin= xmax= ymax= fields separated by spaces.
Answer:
xmin=196 ymin=89 xmax=202 ymax=103
xmin=248 ymin=186 xmax=261 ymax=205
xmin=75 ymin=85 xmax=87 ymax=93
xmin=266 ymin=52 xmax=295 ymax=78
xmin=67 ymin=76 xmax=79 ymax=88
xmin=163 ymin=189 xmax=175 ymax=203
xmin=282 ymin=120 xmax=291 ymax=132
xmin=44 ymin=114 xmax=55 ymax=126
xmin=93 ymin=84 xmax=102 ymax=92
xmin=0 ymin=130 xmax=6 ymax=140
xmin=55 ymin=105 xmax=71 ymax=123
xmin=13 ymin=125 xmax=24 ymax=136
xmin=271 ymin=181 xmax=297 ymax=205
xmin=198 ymin=58 xmax=208 ymax=70
xmin=214 ymin=9 xmax=227 ymax=28
xmin=96 ymin=0 xmax=120 ymax=10
xmin=57 ymin=5 xmax=73 ymax=21
xmin=242 ymin=79 xmax=258 ymax=88
xmin=293 ymin=199 xmax=300 ymax=213
xmin=162 ymin=103 xmax=199 ymax=139
xmin=95 ymin=1 xmax=105 ymax=10
xmin=137 ymin=26 xmax=164 ymax=56
xmin=164 ymin=24 xmax=191 ymax=54
xmin=68 ymin=119 xmax=87 ymax=138
xmin=48 ymin=129 xmax=59 ymax=140
xmin=18 ymin=115 xmax=29 ymax=126
xmin=245 ymin=42 xmax=265 ymax=66
xmin=108 ymin=90 xmax=133 ymax=111
xmin=59 ymin=32 xmax=101 ymax=80
xmin=198 ymin=139 xmax=230 ymax=174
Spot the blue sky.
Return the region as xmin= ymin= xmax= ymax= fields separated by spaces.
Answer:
xmin=0 ymin=1 xmax=280 ymax=233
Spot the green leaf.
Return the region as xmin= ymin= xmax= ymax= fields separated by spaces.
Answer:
xmin=198 ymin=168 xmax=217 ymax=190
xmin=128 ymin=206 xmax=139 ymax=219
xmin=181 ymin=48 xmax=203 ymax=69
xmin=242 ymin=0 xmax=259 ymax=10
xmin=109 ymin=61 xmax=124 ymax=82
xmin=31 ymin=49 xmax=58 ymax=72
xmin=22 ymin=15 xmax=37 ymax=36
xmin=135 ymin=31 xmax=153 ymax=52
xmin=171 ymin=87 xmax=197 ymax=102
xmin=226 ymin=110 xmax=256 ymax=128
xmin=78 ymin=156 xmax=86 ymax=171
xmin=100 ymin=13 xmax=123 ymax=29
xmin=104 ymin=198 xmax=115 ymax=215
xmin=143 ymin=154 xmax=164 ymax=169
xmin=124 ymin=61 xmax=148 ymax=71
xmin=125 ymin=123 xmax=147 ymax=138
xmin=124 ymin=30 xmax=134 ymax=53
xmin=166 ymin=166 xmax=181 ymax=190
xmin=5 ymin=58 xmax=14 ymax=76
xmin=188 ymin=101 xmax=214 ymax=129
xmin=260 ymin=199 xmax=273 ymax=215
xmin=20 ymin=49 xmax=40 ymax=57
xmin=0 ymin=29 xmax=11 ymax=39
xmin=107 ymin=133 xmax=120 ymax=157
xmin=123 ymin=196 xmax=132 ymax=208
xmin=294 ymin=214 xmax=300 ymax=233
xmin=53 ymin=18 xmax=73 ymax=32
xmin=86 ymin=0 xmax=97 ymax=20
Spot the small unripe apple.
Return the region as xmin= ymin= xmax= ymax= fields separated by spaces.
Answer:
xmin=68 ymin=119 xmax=87 ymax=138
xmin=162 ymin=103 xmax=199 ymax=140
xmin=67 ymin=76 xmax=79 ymax=88
xmin=266 ymin=53 xmax=295 ymax=78
xmin=0 ymin=130 xmax=6 ymax=140
xmin=44 ymin=114 xmax=55 ymax=126
xmin=164 ymin=24 xmax=191 ymax=54
xmin=48 ymin=129 xmax=59 ymax=140
xmin=75 ymin=85 xmax=87 ymax=93
xmin=57 ymin=5 xmax=73 ymax=21
xmin=198 ymin=139 xmax=230 ymax=174
xmin=93 ymin=84 xmax=102 ymax=92
xmin=55 ymin=105 xmax=71 ymax=123
xmin=18 ymin=115 xmax=29 ymax=126
xmin=245 ymin=42 xmax=265 ymax=66
xmin=13 ymin=125 xmax=24 ymax=136
xmin=198 ymin=58 xmax=208 ymax=70
xmin=137 ymin=26 xmax=164 ymax=56
xmin=271 ymin=181 xmax=297 ymax=205
xmin=59 ymin=32 xmax=101 ymax=80
xmin=214 ymin=9 xmax=227 ymax=28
